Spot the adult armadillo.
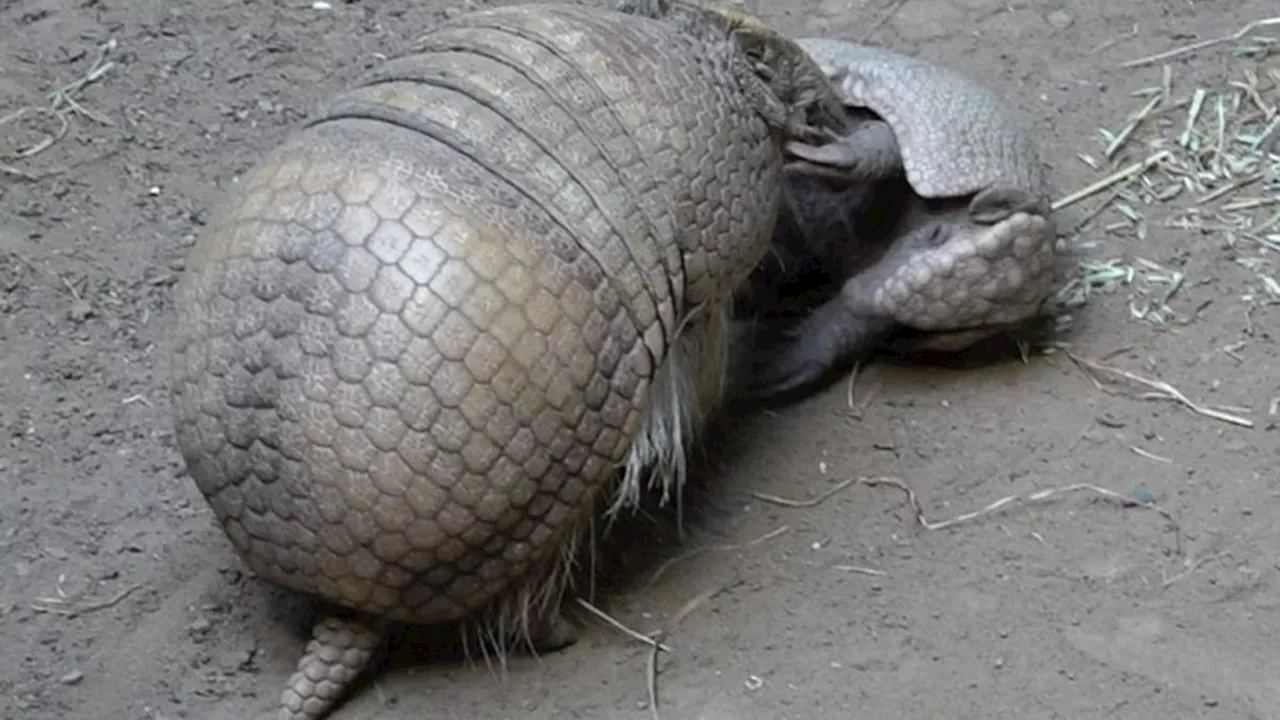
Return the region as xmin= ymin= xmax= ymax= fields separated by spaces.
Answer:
xmin=736 ymin=38 xmax=1057 ymax=397
xmin=169 ymin=3 xmax=843 ymax=718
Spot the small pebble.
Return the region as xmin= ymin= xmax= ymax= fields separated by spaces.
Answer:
xmin=60 ymin=670 xmax=84 ymax=686
xmin=1127 ymin=486 xmax=1156 ymax=505
xmin=1095 ymin=413 xmax=1125 ymax=428
xmin=1046 ymin=9 xmax=1073 ymax=29
xmin=1079 ymin=430 xmax=1105 ymax=445
xmin=67 ymin=300 xmax=94 ymax=323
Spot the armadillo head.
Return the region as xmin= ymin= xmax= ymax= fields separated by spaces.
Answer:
xmin=786 ymin=37 xmax=1060 ymax=347
xmin=846 ymin=206 xmax=1059 ymax=340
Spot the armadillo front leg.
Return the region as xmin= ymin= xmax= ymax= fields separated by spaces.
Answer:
xmin=746 ymin=299 xmax=895 ymax=399
xmin=279 ymin=613 xmax=386 ymax=720
xmin=745 ymin=219 xmax=953 ymax=399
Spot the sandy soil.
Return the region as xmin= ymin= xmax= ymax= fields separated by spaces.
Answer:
xmin=3 ymin=0 xmax=1278 ymax=718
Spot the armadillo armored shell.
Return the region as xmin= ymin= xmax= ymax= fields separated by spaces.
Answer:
xmin=171 ymin=0 xmax=781 ymax=658
xmin=796 ymin=37 xmax=1047 ymax=202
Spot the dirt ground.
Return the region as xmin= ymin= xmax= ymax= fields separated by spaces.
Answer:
xmin=3 ymin=0 xmax=1279 ymax=718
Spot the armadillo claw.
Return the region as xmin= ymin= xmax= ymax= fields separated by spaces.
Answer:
xmin=781 ymin=157 xmax=868 ymax=187
xmin=787 ymin=116 xmax=843 ymax=146
xmin=968 ymin=186 xmax=1047 ymax=225
xmin=279 ymin=614 xmax=385 ymax=720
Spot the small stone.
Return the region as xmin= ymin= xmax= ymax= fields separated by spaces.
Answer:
xmin=68 ymin=300 xmax=94 ymax=323
xmin=1095 ymin=413 xmax=1125 ymax=428
xmin=1046 ymin=9 xmax=1073 ymax=29
xmin=1126 ymin=486 xmax=1156 ymax=506
xmin=891 ymin=0 xmax=965 ymax=42
xmin=60 ymin=670 xmax=84 ymax=686
xmin=189 ymin=617 xmax=212 ymax=635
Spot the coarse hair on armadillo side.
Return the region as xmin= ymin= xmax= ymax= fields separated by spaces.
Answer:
xmin=609 ymin=297 xmax=731 ymax=522
xmin=456 ymin=299 xmax=733 ymax=666
xmin=458 ymin=518 xmax=587 ymax=668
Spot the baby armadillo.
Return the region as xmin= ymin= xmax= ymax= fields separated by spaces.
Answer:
xmin=739 ymin=38 xmax=1057 ymax=398
xmin=169 ymin=4 xmax=840 ymax=718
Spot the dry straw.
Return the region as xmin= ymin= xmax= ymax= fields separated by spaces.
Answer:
xmin=1048 ymin=19 xmax=1280 ymax=328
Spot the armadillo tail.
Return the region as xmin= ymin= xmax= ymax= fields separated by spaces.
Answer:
xmin=278 ymin=613 xmax=386 ymax=720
